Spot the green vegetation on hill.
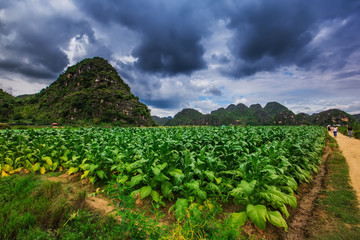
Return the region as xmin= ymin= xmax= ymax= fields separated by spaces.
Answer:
xmin=353 ymin=114 xmax=360 ymax=123
xmin=152 ymin=116 xmax=172 ymax=126
xmin=0 ymin=57 xmax=155 ymax=126
xmin=0 ymin=90 xmax=16 ymax=122
xmin=154 ymin=102 xmax=359 ymax=127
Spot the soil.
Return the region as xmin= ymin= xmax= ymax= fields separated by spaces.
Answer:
xmin=46 ymin=173 xmax=118 ymax=217
xmin=280 ymin=146 xmax=330 ymax=240
xmin=330 ymin=132 xmax=360 ymax=203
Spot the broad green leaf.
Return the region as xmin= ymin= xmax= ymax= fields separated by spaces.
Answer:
xmin=214 ymin=177 xmax=222 ymax=184
xmin=283 ymin=194 xmax=297 ymax=208
xmin=285 ymin=176 xmax=298 ymax=191
xmin=89 ymin=176 xmax=96 ymax=184
xmin=126 ymin=159 xmax=148 ymax=172
xmin=185 ymin=180 xmax=200 ymax=191
xmin=161 ymin=181 xmax=173 ymax=197
xmin=151 ymin=190 xmax=160 ymax=202
xmin=219 ymin=170 xmax=244 ymax=178
xmin=139 ymin=185 xmax=152 ymax=199
xmin=168 ymin=204 xmax=176 ymax=214
xmin=117 ymin=175 xmax=129 ymax=184
xmin=51 ymin=150 xmax=57 ymax=157
xmin=240 ymin=180 xmax=257 ymax=196
xmin=90 ymin=164 xmax=99 ymax=173
xmin=189 ymin=203 xmax=202 ymax=220
xmin=14 ymin=167 xmax=23 ymax=173
xmin=81 ymin=170 xmax=90 ymax=179
xmin=267 ymin=210 xmax=288 ymax=231
xmin=2 ymin=164 xmax=12 ymax=173
xmin=246 ymin=204 xmax=267 ymax=230
xmin=42 ymin=156 xmax=53 ymax=166
xmin=51 ymin=161 xmax=59 ymax=171
xmin=259 ymin=191 xmax=285 ymax=207
xmin=5 ymin=157 xmax=13 ymax=166
xmin=279 ymin=204 xmax=290 ymax=218
xmin=40 ymin=166 xmax=46 ymax=175
xmin=60 ymin=154 xmax=68 ymax=162
xmin=68 ymin=167 xmax=79 ymax=175
xmin=154 ymin=173 xmax=170 ymax=181
xmin=196 ymin=189 xmax=207 ymax=200
xmin=130 ymin=189 xmax=141 ymax=198
xmin=168 ymin=168 xmax=183 ymax=176
xmin=79 ymin=163 xmax=90 ymax=171
xmin=129 ymin=174 xmax=145 ymax=187
xmin=157 ymin=162 xmax=168 ymax=171
xmin=168 ymin=169 xmax=184 ymax=185
xmin=229 ymin=211 xmax=248 ymax=228
xmin=151 ymin=166 xmax=161 ymax=176
xmin=204 ymin=170 xmax=215 ymax=182
xmin=43 ymin=163 xmax=51 ymax=170
xmin=206 ymin=182 xmax=221 ymax=194
xmin=230 ymin=186 xmax=245 ymax=199
xmin=32 ymin=163 xmax=41 ymax=173
xmin=25 ymin=160 xmax=32 ymax=170
xmin=96 ymin=170 xmax=106 ymax=179
xmin=266 ymin=187 xmax=297 ymax=208
xmin=15 ymin=156 xmax=22 ymax=165
xmin=175 ymin=198 xmax=188 ymax=222
xmin=81 ymin=158 xmax=89 ymax=165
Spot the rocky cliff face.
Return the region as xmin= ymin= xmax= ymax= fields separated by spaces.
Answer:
xmin=309 ymin=109 xmax=355 ymax=126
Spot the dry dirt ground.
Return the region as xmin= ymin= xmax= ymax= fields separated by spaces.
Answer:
xmin=330 ymin=132 xmax=360 ymax=203
xmin=46 ymin=173 xmax=118 ymax=218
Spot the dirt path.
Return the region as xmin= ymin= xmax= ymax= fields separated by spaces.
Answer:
xmin=330 ymin=132 xmax=360 ymax=203
xmin=281 ymin=146 xmax=329 ymax=240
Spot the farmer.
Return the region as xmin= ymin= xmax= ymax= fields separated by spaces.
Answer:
xmin=333 ymin=126 xmax=338 ymax=137
xmin=347 ymin=126 xmax=353 ymax=138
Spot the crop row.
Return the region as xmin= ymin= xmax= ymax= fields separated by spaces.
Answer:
xmin=0 ymin=126 xmax=326 ymax=231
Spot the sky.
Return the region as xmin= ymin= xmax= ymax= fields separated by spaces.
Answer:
xmin=0 ymin=0 xmax=360 ymax=117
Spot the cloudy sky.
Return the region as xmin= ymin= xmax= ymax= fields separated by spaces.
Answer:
xmin=1 ymin=0 xmax=360 ymax=117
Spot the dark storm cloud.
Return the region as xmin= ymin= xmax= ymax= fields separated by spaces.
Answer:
xmin=0 ymin=59 xmax=55 ymax=79
xmin=219 ymin=0 xmax=360 ymax=77
xmin=75 ymin=0 xmax=211 ymax=76
xmin=0 ymin=2 xmax=105 ymax=83
xmin=335 ymin=70 xmax=360 ymax=79
xmin=206 ymin=87 xmax=222 ymax=96
xmin=141 ymin=98 xmax=181 ymax=109
xmin=1 ymin=0 xmax=360 ymax=115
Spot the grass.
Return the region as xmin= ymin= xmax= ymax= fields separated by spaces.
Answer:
xmin=311 ymin=136 xmax=360 ymax=239
xmin=324 ymin=153 xmax=360 ymax=224
xmin=0 ymin=174 xmax=164 ymax=239
xmin=0 ymin=174 xmax=250 ymax=240
xmin=0 ymin=175 xmax=71 ymax=239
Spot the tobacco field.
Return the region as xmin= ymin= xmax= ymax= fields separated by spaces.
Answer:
xmin=0 ymin=126 xmax=326 ymax=232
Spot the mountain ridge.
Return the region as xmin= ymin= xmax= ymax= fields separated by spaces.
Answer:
xmin=152 ymin=102 xmax=358 ymax=127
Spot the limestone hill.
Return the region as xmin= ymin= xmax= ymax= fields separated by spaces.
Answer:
xmin=154 ymin=102 xmax=358 ymax=127
xmin=1 ymin=57 xmax=155 ymax=126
